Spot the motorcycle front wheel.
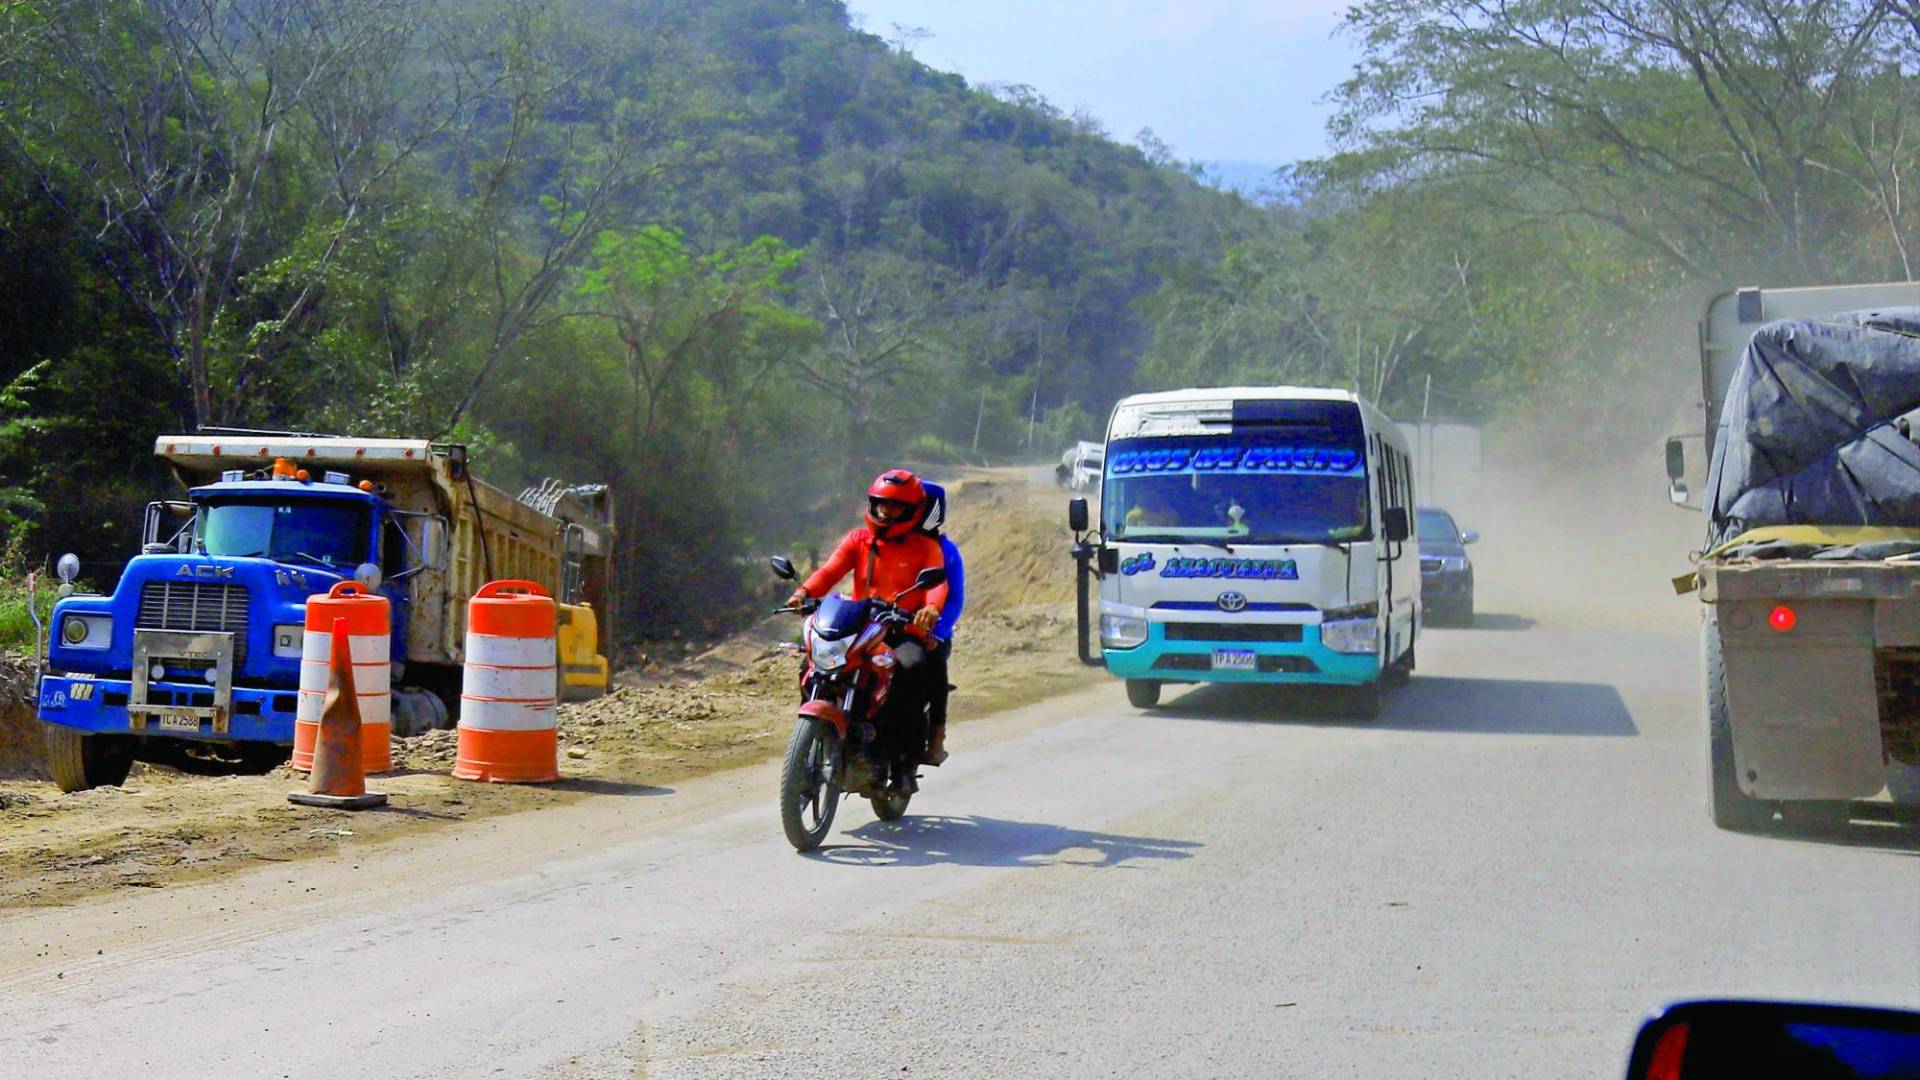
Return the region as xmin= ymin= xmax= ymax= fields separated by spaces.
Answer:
xmin=870 ymin=791 xmax=912 ymax=821
xmin=780 ymin=717 xmax=841 ymax=851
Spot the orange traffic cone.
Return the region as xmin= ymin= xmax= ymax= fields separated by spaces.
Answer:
xmin=288 ymin=617 xmax=388 ymax=810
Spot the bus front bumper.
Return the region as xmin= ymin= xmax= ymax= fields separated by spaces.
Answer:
xmin=1101 ymin=624 xmax=1382 ymax=686
xmin=37 ymin=674 xmax=298 ymax=744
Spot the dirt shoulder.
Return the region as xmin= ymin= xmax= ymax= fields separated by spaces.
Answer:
xmin=0 ymin=471 xmax=1100 ymax=909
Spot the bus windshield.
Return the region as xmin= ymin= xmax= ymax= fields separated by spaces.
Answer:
xmin=1102 ymin=426 xmax=1371 ymax=545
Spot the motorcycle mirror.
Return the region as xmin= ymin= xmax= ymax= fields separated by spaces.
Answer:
xmin=913 ymin=566 xmax=947 ymax=591
xmin=770 ymin=556 xmax=796 ymax=580
xmin=1625 ymin=1000 xmax=1920 ymax=1080
xmin=1068 ymin=497 xmax=1090 ymax=533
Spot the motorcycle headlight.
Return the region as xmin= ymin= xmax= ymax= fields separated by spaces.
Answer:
xmin=61 ymin=614 xmax=111 ymax=649
xmin=1100 ymin=614 xmax=1149 ymax=649
xmin=810 ymin=632 xmax=854 ymax=671
xmin=1320 ymin=616 xmax=1379 ymax=655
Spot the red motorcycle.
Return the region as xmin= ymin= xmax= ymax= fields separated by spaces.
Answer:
xmin=770 ymin=557 xmax=946 ymax=851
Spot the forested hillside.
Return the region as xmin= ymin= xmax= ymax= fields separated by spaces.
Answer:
xmin=7 ymin=0 xmax=1919 ymax=640
xmin=0 ymin=0 xmax=1240 ymax=632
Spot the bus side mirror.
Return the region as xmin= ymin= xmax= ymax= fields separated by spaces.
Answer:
xmin=1383 ymin=507 xmax=1411 ymax=544
xmin=1068 ymin=498 xmax=1089 ymax=533
xmin=1665 ymin=437 xmax=1686 ymax=480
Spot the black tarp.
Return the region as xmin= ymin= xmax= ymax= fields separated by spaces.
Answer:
xmin=1706 ymin=307 xmax=1920 ymax=546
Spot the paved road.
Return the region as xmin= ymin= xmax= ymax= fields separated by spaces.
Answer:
xmin=2 ymin=619 xmax=1916 ymax=1079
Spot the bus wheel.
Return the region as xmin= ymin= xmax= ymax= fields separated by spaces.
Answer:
xmin=1125 ymin=680 xmax=1162 ymax=709
xmin=1343 ymin=681 xmax=1382 ymax=720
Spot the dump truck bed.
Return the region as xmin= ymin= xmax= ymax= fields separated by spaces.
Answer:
xmin=1700 ymin=558 xmax=1920 ymax=800
xmin=155 ymin=435 xmax=614 ymax=669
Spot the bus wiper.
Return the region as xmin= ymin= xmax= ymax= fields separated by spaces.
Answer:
xmin=1124 ymin=534 xmax=1236 ymax=553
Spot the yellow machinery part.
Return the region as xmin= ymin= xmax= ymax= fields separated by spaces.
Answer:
xmin=556 ymin=602 xmax=610 ymax=700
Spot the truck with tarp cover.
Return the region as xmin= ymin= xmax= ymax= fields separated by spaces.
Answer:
xmin=1669 ymin=284 xmax=1920 ymax=830
xmin=32 ymin=433 xmax=615 ymax=792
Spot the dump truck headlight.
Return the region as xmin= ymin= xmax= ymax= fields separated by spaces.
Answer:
xmin=273 ymin=624 xmax=304 ymax=658
xmin=61 ymin=614 xmax=111 ymax=648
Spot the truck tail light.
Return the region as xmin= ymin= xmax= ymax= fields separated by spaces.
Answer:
xmin=1768 ymin=605 xmax=1797 ymax=632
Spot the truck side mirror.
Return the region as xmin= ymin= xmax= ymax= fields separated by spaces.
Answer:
xmin=1665 ymin=437 xmax=1686 ymax=480
xmin=1068 ymin=497 xmax=1089 ymax=533
xmin=770 ymin=556 xmax=796 ymax=580
xmin=420 ymin=516 xmax=451 ymax=573
xmin=1383 ymin=507 xmax=1411 ymax=544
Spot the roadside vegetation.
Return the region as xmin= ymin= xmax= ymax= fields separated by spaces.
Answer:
xmin=3 ymin=0 xmax=1916 ymax=641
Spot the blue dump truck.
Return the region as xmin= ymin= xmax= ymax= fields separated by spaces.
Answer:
xmin=32 ymin=432 xmax=615 ymax=792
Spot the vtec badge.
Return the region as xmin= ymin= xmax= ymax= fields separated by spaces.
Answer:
xmin=1217 ymin=591 xmax=1249 ymax=613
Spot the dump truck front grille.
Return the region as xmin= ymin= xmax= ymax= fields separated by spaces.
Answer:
xmin=138 ymin=582 xmax=250 ymax=665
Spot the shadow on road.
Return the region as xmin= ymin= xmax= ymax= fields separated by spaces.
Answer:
xmin=1762 ymin=803 xmax=1920 ymax=856
xmin=811 ymin=814 xmax=1201 ymax=869
xmin=1159 ymin=676 xmax=1639 ymax=737
xmin=550 ymin=778 xmax=675 ymax=798
xmin=1464 ymin=612 xmax=1536 ymax=632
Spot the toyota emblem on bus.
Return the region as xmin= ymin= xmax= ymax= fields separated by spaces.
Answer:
xmin=1217 ymin=591 xmax=1248 ymax=613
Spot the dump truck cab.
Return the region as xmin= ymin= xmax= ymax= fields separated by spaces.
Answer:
xmin=35 ymin=433 xmax=615 ymax=792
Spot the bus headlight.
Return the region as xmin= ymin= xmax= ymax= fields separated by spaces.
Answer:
xmin=61 ymin=614 xmax=111 ymax=648
xmin=1100 ymin=614 xmax=1149 ymax=649
xmin=1320 ymin=617 xmax=1379 ymax=655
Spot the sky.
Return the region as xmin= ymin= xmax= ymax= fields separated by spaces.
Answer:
xmin=840 ymin=0 xmax=1360 ymax=177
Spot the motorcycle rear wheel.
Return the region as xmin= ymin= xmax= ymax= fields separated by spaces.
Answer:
xmin=781 ymin=717 xmax=840 ymax=852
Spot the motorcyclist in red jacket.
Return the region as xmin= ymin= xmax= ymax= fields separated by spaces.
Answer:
xmin=786 ymin=469 xmax=950 ymax=762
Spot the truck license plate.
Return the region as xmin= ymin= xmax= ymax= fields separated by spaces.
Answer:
xmin=1211 ymin=649 xmax=1257 ymax=672
xmin=156 ymin=711 xmax=201 ymax=733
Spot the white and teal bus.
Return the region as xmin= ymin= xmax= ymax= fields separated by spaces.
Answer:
xmin=1068 ymin=387 xmax=1420 ymax=716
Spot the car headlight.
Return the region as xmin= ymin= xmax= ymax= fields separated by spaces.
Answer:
xmin=273 ymin=624 xmax=305 ymax=658
xmin=1320 ymin=616 xmax=1379 ymax=655
xmin=61 ymin=614 xmax=112 ymax=649
xmin=1441 ymin=555 xmax=1469 ymax=572
xmin=1100 ymin=614 xmax=1149 ymax=649
xmin=809 ymin=632 xmax=854 ymax=671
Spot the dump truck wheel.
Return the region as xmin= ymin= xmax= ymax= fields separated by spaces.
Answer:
xmin=44 ymin=724 xmax=133 ymax=794
xmin=1705 ymin=619 xmax=1769 ymax=832
xmin=1125 ymin=679 xmax=1161 ymax=709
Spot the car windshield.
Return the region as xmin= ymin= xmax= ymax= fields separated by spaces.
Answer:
xmin=198 ymin=500 xmax=370 ymax=568
xmin=1418 ymin=509 xmax=1458 ymax=542
xmin=1101 ymin=411 xmax=1371 ymax=544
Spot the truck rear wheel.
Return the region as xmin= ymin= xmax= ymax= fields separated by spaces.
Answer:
xmin=44 ymin=724 xmax=134 ymax=794
xmin=1125 ymin=679 xmax=1161 ymax=709
xmin=1705 ymin=618 xmax=1769 ymax=832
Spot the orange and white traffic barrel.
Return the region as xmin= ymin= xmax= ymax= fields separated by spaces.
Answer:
xmin=454 ymin=580 xmax=559 ymax=783
xmin=293 ymin=582 xmax=392 ymax=774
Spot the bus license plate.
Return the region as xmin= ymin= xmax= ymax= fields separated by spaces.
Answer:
xmin=1211 ymin=649 xmax=1257 ymax=672
xmin=156 ymin=712 xmax=201 ymax=733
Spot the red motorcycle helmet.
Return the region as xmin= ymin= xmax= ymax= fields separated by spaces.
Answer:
xmin=866 ymin=469 xmax=927 ymax=540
